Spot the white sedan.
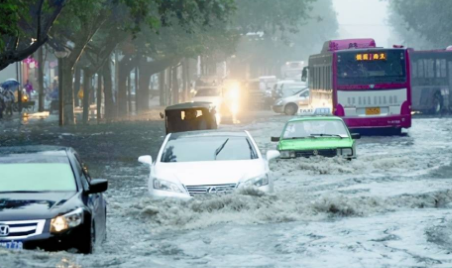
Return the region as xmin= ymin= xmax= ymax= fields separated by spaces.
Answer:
xmin=138 ymin=131 xmax=280 ymax=199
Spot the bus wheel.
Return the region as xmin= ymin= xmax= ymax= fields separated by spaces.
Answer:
xmin=431 ymin=92 xmax=443 ymax=115
xmin=284 ymin=103 xmax=298 ymax=116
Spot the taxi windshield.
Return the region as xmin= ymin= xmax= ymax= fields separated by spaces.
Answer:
xmin=283 ymin=120 xmax=349 ymax=139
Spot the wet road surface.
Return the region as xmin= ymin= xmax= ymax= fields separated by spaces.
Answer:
xmin=2 ymin=114 xmax=452 ymax=268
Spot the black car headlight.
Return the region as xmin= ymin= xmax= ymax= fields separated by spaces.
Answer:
xmin=279 ymin=150 xmax=295 ymax=158
xmin=153 ymin=178 xmax=186 ymax=194
xmin=50 ymin=208 xmax=84 ymax=233
xmin=337 ymin=148 xmax=353 ymax=156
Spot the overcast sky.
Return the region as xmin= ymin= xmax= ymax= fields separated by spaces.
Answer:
xmin=333 ymin=0 xmax=392 ymax=48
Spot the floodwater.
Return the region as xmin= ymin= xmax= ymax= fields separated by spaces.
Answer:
xmin=2 ymin=114 xmax=452 ymax=268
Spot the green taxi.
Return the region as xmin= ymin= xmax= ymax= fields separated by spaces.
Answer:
xmin=271 ymin=116 xmax=360 ymax=159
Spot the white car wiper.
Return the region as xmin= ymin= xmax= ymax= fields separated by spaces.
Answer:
xmin=214 ymin=138 xmax=229 ymax=160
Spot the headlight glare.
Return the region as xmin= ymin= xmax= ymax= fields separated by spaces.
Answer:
xmin=153 ymin=178 xmax=186 ymax=194
xmin=50 ymin=208 xmax=84 ymax=233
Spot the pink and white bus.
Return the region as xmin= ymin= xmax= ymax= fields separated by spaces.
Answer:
xmin=303 ymin=38 xmax=412 ymax=134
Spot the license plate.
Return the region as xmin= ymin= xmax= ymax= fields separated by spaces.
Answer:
xmin=0 ymin=241 xmax=23 ymax=250
xmin=365 ymin=107 xmax=380 ymax=115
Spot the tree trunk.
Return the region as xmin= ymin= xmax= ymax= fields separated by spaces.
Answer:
xmin=38 ymin=47 xmax=45 ymax=112
xmin=159 ymin=71 xmax=165 ymax=106
xmin=82 ymin=69 xmax=92 ymax=124
xmin=135 ymin=66 xmax=139 ymax=113
xmin=138 ymin=61 xmax=153 ymax=112
xmin=103 ymin=63 xmax=115 ymax=122
xmin=182 ymin=59 xmax=189 ymax=102
xmin=127 ymin=75 xmax=132 ymax=114
xmin=73 ymin=67 xmax=81 ymax=108
xmin=97 ymin=72 xmax=102 ymax=123
xmin=62 ymin=59 xmax=75 ymax=125
xmin=117 ymin=55 xmax=138 ymax=117
xmin=172 ymin=66 xmax=179 ymax=104
xmin=117 ymin=70 xmax=128 ymax=117
xmin=167 ymin=68 xmax=172 ymax=105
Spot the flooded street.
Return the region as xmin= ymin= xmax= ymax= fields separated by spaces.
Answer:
xmin=2 ymin=115 xmax=452 ymax=268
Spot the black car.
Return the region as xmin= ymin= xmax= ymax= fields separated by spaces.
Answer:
xmin=0 ymin=146 xmax=108 ymax=254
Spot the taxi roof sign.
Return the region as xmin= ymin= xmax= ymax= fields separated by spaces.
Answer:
xmin=298 ymin=107 xmax=332 ymax=116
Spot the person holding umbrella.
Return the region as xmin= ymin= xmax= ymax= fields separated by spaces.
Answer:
xmin=1 ymin=79 xmax=19 ymax=116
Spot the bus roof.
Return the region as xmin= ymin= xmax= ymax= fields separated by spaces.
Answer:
xmin=321 ymin=39 xmax=376 ymax=53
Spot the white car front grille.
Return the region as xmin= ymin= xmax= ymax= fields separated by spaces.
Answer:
xmin=186 ymin=184 xmax=237 ymax=196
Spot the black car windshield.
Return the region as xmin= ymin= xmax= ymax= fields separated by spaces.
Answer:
xmin=283 ymin=120 xmax=349 ymax=139
xmin=195 ymin=88 xmax=220 ymax=97
xmin=161 ymin=136 xmax=258 ymax=162
xmin=337 ymin=50 xmax=407 ymax=85
xmin=0 ymin=156 xmax=76 ymax=192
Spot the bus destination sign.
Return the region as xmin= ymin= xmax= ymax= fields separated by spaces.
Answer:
xmin=355 ymin=53 xmax=387 ymax=61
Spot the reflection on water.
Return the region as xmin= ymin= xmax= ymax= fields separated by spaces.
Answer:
xmin=56 ymin=257 xmax=81 ymax=268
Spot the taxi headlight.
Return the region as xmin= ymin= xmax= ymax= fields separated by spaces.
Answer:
xmin=279 ymin=150 xmax=295 ymax=158
xmin=153 ymin=178 xmax=186 ymax=194
xmin=338 ymin=148 xmax=353 ymax=156
xmin=50 ymin=208 xmax=84 ymax=233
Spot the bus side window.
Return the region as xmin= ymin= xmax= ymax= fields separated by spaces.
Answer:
xmin=418 ymin=60 xmax=424 ymax=78
xmin=441 ymin=59 xmax=447 ymax=77
xmin=436 ymin=59 xmax=441 ymax=78
xmin=412 ymin=60 xmax=417 ymax=78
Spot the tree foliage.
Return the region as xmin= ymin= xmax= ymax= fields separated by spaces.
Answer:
xmin=389 ymin=0 xmax=452 ymax=48
xmin=0 ymin=0 xmax=67 ymax=70
xmin=233 ymin=0 xmax=315 ymax=36
xmin=233 ymin=0 xmax=338 ymax=72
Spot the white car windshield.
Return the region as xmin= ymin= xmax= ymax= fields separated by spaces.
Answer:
xmin=283 ymin=120 xmax=349 ymax=139
xmin=161 ymin=136 xmax=258 ymax=162
xmin=0 ymin=156 xmax=76 ymax=192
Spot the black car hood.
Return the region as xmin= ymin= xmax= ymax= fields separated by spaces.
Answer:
xmin=0 ymin=192 xmax=79 ymax=221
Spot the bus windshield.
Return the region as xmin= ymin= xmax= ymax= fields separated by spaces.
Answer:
xmin=337 ymin=50 xmax=407 ymax=86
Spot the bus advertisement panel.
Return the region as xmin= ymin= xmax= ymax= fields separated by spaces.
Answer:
xmin=305 ymin=39 xmax=411 ymax=134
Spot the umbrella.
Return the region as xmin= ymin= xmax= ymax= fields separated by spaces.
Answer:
xmin=1 ymin=79 xmax=20 ymax=91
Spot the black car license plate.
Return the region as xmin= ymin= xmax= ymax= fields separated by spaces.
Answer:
xmin=0 ymin=241 xmax=23 ymax=250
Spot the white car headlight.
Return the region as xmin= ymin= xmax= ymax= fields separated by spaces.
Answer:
xmin=153 ymin=178 xmax=186 ymax=194
xmin=279 ymin=150 xmax=295 ymax=158
xmin=337 ymin=148 xmax=353 ymax=156
xmin=275 ymin=99 xmax=283 ymax=105
xmin=50 ymin=208 xmax=84 ymax=233
xmin=240 ymin=175 xmax=270 ymax=188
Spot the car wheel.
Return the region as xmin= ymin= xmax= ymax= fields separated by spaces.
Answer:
xmin=431 ymin=92 xmax=443 ymax=115
xmin=77 ymin=223 xmax=95 ymax=254
xmin=284 ymin=103 xmax=298 ymax=116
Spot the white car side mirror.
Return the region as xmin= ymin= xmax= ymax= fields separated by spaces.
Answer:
xmin=138 ymin=155 xmax=153 ymax=165
xmin=266 ymin=150 xmax=280 ymax=161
